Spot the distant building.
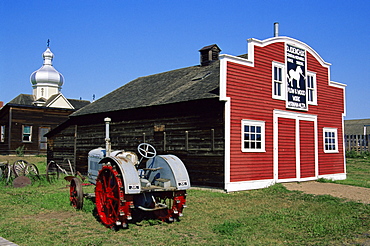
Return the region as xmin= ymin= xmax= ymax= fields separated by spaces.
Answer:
xmin=344 ymin=119 xmax=370 ymax=152
xmin=344 ymin=119 xmax=370 ymax=135
xmin=0 ymin=46 xmax=89 ymax=155
xmin=46 ymin=35 xmax=346 ymax=191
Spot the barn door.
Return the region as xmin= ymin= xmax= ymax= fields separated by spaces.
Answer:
xmin=299 ymin=120 xmax=316 ymax=178
xmin=274 ymin=111 xmax=317 ymax=182
xmin=277 ymin=118 xmax=297 ymax=179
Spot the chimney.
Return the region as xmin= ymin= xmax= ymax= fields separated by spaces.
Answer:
xmin=199 ymin=44 xmax=221 ymax=66
xmin=274 ymin=22 xmax=279 ymax=37
xmin=0 ymin=101 xmax=3 ymax=108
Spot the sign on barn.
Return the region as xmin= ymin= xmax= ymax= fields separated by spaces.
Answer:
xmin=286 ymin=44 xmax=307 ymax=111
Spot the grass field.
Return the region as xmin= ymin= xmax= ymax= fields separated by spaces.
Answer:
xmin=0 ymin=156 xmax=369 ymax=245
xmin=319 ymin=157 xmax=370 ymax=188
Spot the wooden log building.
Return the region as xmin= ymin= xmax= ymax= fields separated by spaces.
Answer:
xmin=46 ymin=34 xmax=347 ymax=191
xmin=0 ymin=47 xmax=89 ymax=155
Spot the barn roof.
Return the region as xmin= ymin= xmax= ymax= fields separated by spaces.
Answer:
xmin=71 ymin=60 xmax=221 ymax=117
xmin=7 ymin=94 xmax=90 ymax=110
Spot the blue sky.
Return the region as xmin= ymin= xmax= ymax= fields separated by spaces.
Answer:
xmin=1 ymin=1 xmax=369 ymax=120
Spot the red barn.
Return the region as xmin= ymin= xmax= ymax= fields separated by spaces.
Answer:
xmin=221 ymin=36 xmax=346 ymax=191
xmin=46 ymin=35 xmax=346 ymax=192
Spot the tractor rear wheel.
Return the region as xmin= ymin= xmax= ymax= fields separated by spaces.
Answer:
xmin=154 ymin=190 xmax=187 ymax=222
xmin=95 ymin=162 xmax=130 ymax=229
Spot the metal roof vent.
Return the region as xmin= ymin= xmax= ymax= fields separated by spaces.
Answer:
xmin=274 ymin=22 xmax=279 ymax=37
xmin=199 ymin=44 xmax=221 ymax=66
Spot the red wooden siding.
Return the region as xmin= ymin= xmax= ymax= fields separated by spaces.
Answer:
xmin=300 ymin=120 xmax=315 ymax=178
xmin=278 ymin=118 xmax=296 ymax=179
xmin=227 ymin=42 xmax=285 ymax=182
xmin=226 ymin=40 xmax=345 ymax=184
xmin=306 ymin=52 xmax=345 ymax=175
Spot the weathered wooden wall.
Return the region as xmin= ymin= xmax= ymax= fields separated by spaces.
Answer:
xmin=47 ymin=99 xmax=225 ymax=187
xmin=1 ymin=106 xmax=72 ymax=155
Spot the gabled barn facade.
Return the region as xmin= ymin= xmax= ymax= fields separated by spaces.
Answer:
xmin=46 ymin=36 xmax=346 ymax=191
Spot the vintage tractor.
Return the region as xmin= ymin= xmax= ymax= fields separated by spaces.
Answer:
xmin=69 ymin=118 xmax=190 ymax=229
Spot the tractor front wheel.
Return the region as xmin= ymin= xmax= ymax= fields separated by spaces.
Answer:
xmin=95 ymin=163 xmax=131 ymax=229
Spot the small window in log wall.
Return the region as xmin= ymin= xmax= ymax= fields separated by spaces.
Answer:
xmin=22 ymin=125 xmax=32 ymax=142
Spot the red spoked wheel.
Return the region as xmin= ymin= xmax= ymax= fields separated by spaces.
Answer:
xmin=95 ymin=162 xmax=131 ymax=229
xmin=154 ymin=190 xmax=187 ymax=222
xmin=70 ymin=177 xmax=84 ymax=209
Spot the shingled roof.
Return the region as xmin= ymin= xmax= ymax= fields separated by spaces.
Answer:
xmin=71 ymin=60 xmax=221 ymax=117
xmin=7 ymin=94 xmax=90 ymax=110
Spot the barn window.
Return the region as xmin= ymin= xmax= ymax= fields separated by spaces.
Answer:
xmin=272 ymin=62 xmax=285 ymax=100
xmin=307 ymin=71 xmax=317 ymax=105
xmin=0 ymin=125 xmax=5 ymax=142
xmin=22 ymin=125 xmax=32 ymax=142
xmin=241 ymin=120 xmax=265 ymax=152
xmin=323 ymin=128 xmax=338 ymax=153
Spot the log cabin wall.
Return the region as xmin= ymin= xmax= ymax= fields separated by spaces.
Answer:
xmin=47 ymin=99 xmax=225 ymax=187
xmin=0 ymin=106 xmax=73 ymax=155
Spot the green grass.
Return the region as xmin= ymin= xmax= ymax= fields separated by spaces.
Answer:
xmin=318 ymin=158 xmax=370 ymax=188
xmin=0 ymin=160 xmax=369 ymax=245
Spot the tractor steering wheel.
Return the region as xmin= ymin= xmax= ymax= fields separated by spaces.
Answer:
xmin=137 ymin=143 xmax=157 ymax=159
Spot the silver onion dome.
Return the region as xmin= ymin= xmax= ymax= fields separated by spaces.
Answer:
xmin=30 ymin=47 xmax=64 ymax=87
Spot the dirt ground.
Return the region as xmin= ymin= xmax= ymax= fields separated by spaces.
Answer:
xmin=283 ymin=181 xmax=370 ymax=204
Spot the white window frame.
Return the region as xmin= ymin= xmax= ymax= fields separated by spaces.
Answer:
xmin=307 ymin=71 xmax=317 ymax=105
xmin=272 ymin=61 xmax=286 ymax=100
xmin=241 ymin=119 xmax=265 ymax=152
xmin=323 ymin=128 xmax=338 ymax=153
xmin=22 ymin=125 xmax=32 ymax=142
xmin=0 ymin=125 xmax=5 ymax=143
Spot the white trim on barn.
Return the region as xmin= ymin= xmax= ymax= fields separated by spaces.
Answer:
xmin=219 ymin=54 xmax=255 ymax=190
xmin=248 ymin=36 xmax=332 ymax=68
xmin=225 ymin=179 xmax=276 ymax=192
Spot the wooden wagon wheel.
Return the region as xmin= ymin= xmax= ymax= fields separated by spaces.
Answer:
xmin=24 ymin=164 xmax=40 ymax=180
xmin=46 ymin=161 xmax=60 ymax=183
xmin=70 ymin=177 xmax=84 ymax=209
xmin=0 ymin=161 xmax=12 ymax=183
xmin=12 ymin=160 xmax=29 ymax=177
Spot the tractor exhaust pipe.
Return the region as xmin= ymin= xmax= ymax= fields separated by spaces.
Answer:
xmin=104 ymin=117 xmax=111 ymax=156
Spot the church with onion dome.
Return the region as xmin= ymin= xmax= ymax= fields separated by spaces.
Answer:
xmin=0 ymin=43 xmax=90 ymax=155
